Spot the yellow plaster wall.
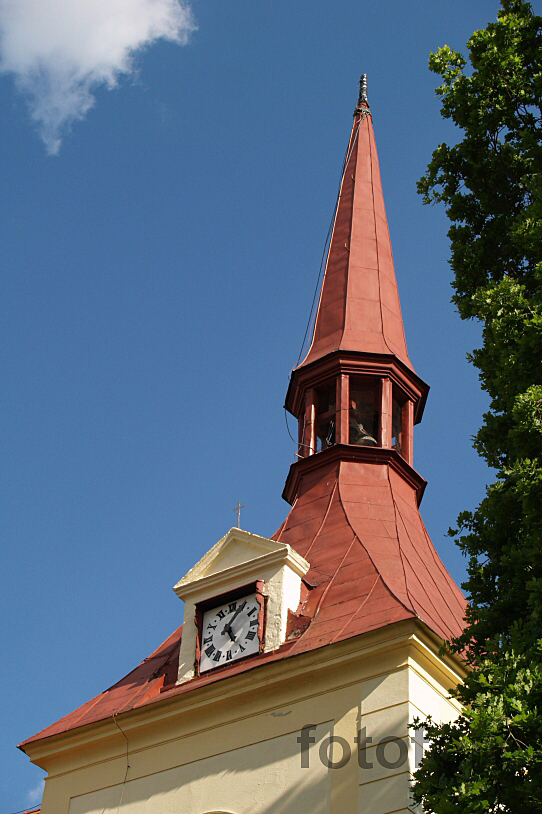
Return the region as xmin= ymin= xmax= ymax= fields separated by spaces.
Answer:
xmin=68 ymin=724 xmax=333 ymax=814
xmin=356 ymin=652 xmax=463 ymax=814
xmin=32 ymin=624 xmax=464 ymax=814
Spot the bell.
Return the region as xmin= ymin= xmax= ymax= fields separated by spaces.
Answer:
xmin=350 ymin=420 xmax=377 ymax=446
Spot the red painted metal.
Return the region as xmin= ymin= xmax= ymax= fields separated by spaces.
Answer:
xmin=402 ymin=398 xmax=414 ymax=466
xmin=274 ymin=449 xmax=465 ymax=648
xmin=379 ymin=376 xmax=392 ymax=448
xmin=299 ymin=108 xmax=412 ymax=370
xmin=336 ymin=374 xmax=349 ymax=445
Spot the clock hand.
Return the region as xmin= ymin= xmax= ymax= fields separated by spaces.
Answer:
xmin=228 ymin=599 xmax=247 ymax=627
xmin=221 ymin=600 xmax=248 ymax=641
xmin=222 ymin=623 xmax=236 ymax=642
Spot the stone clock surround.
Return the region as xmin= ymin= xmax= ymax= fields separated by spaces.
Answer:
xmin=174 ymin=528 xmax=310 ymax=684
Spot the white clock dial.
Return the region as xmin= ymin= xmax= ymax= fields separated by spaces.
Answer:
xmin=200 ymin=593 xmax=261 ymax=673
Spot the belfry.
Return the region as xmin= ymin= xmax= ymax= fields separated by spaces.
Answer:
xmin=19 ymin=78 xmax=466 ymax=814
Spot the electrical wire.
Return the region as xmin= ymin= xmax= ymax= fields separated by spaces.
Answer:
xmin=294 ymin=212 xmax=334 ymax=369
xmin=285 ymin=118 xmax=363 ymax=450
xmin=113 ymin=713 xmax=130 ymax=814
xmin=284 ymin=406 xmax=298 ymax=445
xmin=283 ymin=407 xmax=316 ymax=457
xmin=5 ymin=808 xmax=42 ymax=814
xmin=294 ymin=118 xmax=362 ymax=370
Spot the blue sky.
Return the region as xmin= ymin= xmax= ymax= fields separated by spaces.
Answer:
xmin=1 ymin=1 xmax=516 ymax=810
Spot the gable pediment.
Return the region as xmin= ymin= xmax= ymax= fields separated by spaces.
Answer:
xmin=173 ymin=528 xmax=307 ymax=602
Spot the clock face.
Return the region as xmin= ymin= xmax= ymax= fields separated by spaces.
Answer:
xmin=199 ymin=593 xmax=261 ymax=673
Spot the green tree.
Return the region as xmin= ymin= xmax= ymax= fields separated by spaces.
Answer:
xmin=412 ymin=2 xmax=542 ymax=810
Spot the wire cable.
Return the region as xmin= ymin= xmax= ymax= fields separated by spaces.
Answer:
xmin=113 ymin=713 xmax=130 ymax=814
xmin=284 ymin=120 xmax=363 ymax=452
xmin=5 ymin=808 xmax=42 ymax=814
xmin=284 ymin=407 xmax=316 ymax=456
xmin=294 ymin=118 xmax=362 ymax=370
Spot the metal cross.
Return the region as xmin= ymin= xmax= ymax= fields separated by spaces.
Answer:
xmin=232 ymin=502 xmax=245 ymax=528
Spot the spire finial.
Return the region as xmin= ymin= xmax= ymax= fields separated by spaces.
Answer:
xmin=356 ymin=73 xmax=369 ymax=113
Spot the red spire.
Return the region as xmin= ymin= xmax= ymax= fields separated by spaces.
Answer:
xmin=301 ymin=79 xmax=412 ymax=371
xmin=279 ymin=77 xmax=466 ymax=647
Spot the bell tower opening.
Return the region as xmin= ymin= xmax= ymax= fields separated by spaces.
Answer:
xmin=295 ymin=367 xmax=416 ymax=466
xmin=349 ymin=377 xmax=378 ymax=446
xmin=314 ymin=382 xmax=336 ymax=452
xmin=392 ymin=397 xmax=402 ymax=454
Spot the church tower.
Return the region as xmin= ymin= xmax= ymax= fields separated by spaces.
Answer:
xmin=274 ymin=76 xmax=465 ymax=649
xmin=19 ymin=78 xmax=466 ymax=814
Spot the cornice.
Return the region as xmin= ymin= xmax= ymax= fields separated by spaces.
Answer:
xmin=174 ymin=547 xmax=309 ymax=602
xmin=411 ymin=619 xmax=469 ymax=683
xmin=282 ymin=443 xmax=427 ymax=506
xmin=19 ymin=618 xmax=464 ymax=769
xmin=285 ymin=350 xmax=429 ymax=422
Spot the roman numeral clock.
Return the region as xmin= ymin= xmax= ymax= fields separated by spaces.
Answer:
xmin=173 ymin=528 xmax=310 ymax=684
xmin=199 ymin=592 xmax=263 ymax=672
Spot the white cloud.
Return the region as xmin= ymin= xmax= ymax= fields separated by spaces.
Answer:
xmin=27 ymin=778 xmax=45 ymax=805
xmin=0 ymin=0 xmax=196 ymax=154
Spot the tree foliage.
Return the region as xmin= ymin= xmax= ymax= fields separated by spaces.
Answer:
xmin=416 ymin=647 xmax=542 ymax=812
xmin=413 ymin=2 xmax=542 ymax=810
